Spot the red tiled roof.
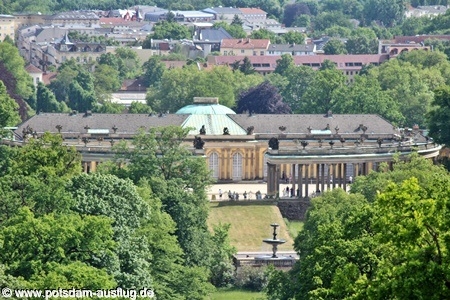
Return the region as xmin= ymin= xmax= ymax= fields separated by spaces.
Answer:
xmin=211 ymin=54 xmax=390 ymax=71
xmin=238 ymin=8 xmax=267 ymax=15
xmin=42 ymin=72 xmax=57 ymax=85
xmin=221 ymin=38 xmax=270 ymax=49
xmin=25 ymin=64 xmax=42 ymax=74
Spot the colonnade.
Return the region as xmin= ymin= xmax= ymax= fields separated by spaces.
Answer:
xmin=267 ymin=161 xmax=378 ymax=198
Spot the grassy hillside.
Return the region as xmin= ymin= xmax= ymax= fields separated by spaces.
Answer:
xmin=207 ymin=201 xmax=294 ymax=252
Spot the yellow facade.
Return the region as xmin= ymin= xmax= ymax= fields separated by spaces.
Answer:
xmin=0 ymin=14 xmax=15 ymax=40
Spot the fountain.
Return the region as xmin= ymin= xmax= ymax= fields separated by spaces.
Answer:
xmin=263 ymin=223 xmax=286 ymax=258
xmin=254 ymin=223 xmax=296 ymax=266
xmin=233 ymin=223 xmax=298 ymax=269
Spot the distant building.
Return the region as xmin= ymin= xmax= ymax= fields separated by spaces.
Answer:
xmin=405 ymin=5 xmax=449 ymax=18
xmin=220 ymin=38 xmax=270 ymax=56
xmin=266 ymin=43 xmax=316 ymax=56
xmin=378 ymin=39 xmax=431 ymax=58
xmin=44 ymin=11 xmax=100 ymax=27
xmin=13 ymin=98 xmax=440 ymax=184
xmin=46 ymin=33 xmax=106 ymax=67
xmin=202 ymin=7 xmax=242 ymax=21
xmin=238 ymin=8 xmax=267 ymax=23
xmin=25 ymin=64 xmax=43 ymax=87
xmin=0 ymin=14 xmax=15 ymax=40
xmin=209 ymin=54 xmax=389 ymax=79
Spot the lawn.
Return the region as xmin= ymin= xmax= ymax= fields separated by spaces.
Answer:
xmin=207 ymin=201 xmax=294 ymax=251
xmin=207 ymin=288 xmax=265 ymax=300
xmin=285 ymin=219 xmax=304 ymax=239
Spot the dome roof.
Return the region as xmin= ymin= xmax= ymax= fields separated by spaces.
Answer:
xmin=175 ymin=97 xmax=235 ymax=115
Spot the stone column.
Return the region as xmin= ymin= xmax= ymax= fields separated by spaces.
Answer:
xmin=343 ymin=163 xmax=347 ymax=191
xmin=326 ymin=164 xmax=331 ymax=190
xmin=267 ymin=163 xmax=276 ymax=196
xmin=298 ymin=164 xmax=303 ymax=198
xmin=332 ymin=163 xmax=336 ymax=189
xmin=275 ymin=164 xmax=280 ymax=197
xmin=321 ymin=163 xmax=325 ymax=192
xmin=291 ymin=163 xmax=296 ymax=197
xmin=305 ymin=164 xmax=310 ymax=197
xmin=315 ymin=164 xmax=320 ymax=192
xmin=338 ymin=163 xmax=342 ymax=188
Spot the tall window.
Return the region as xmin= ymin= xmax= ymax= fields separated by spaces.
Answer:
xmin=209 ymin=152 xmax=219 ymax=180
xmin=232 ymin=152 xmax=243 ymax=180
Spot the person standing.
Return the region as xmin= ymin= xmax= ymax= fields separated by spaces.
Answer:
xmin=219 ymin=189 xmax=222 ymax=200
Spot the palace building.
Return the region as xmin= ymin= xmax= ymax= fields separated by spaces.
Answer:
xmin=12 ymin=97 xmax=441 ymax=198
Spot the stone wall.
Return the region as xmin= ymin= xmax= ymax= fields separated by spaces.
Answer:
xmin=277 ymin=199 xmax=311 ymax=220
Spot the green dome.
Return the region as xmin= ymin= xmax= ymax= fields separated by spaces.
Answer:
xmin=176 ymin=104 xmax=235 ymax=115
xmin=175 ymin=97 xmax=235 ymax=115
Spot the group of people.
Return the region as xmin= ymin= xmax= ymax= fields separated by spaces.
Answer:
xmin=282 ymin=186 xmax=297 ymax=197
xmin=217 ymin=189 xmax=265 ymax=201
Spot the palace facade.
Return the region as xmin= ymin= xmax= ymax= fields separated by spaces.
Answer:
xmin=12 ymin=98 xmax=441 ymax=198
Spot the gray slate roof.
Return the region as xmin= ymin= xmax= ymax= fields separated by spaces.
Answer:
xmin=16 ymin=113 xmax=397 ymax=138
xmin=268 ymin=43 xmax=315 ymax=52
xmin=200 ymin=27 xmax=232 ymax=41
xmin=228 ymin=114 xmax=397 ymax=135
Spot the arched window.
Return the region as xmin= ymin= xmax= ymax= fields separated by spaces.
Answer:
xmin=232 ymin=152 xmax=243 ymax=180
xmin=209 ymin=152 xmax=219 ymax=180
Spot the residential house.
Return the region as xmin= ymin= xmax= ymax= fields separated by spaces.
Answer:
xmin=13 ymin=13 xmax=47 ymax=32
xmin=266 ymin=43 xmax=316 ymax=56
xmin=25 ymin=64 xmax=43 ymax=87
xmin=405 ymin=5 xmax=449 ymax=18
xmin=220 ymin=38 xmax=270 ymax=56
xmin=194 ymin=27 xmax=232 ymax=55
xmin=209 ymin=54 xmax=389 ymax=79
xmin=202 ymin=7 xmax=242 ymax=21
xmin=378 ymin=39 xmax=431 ymax=57
xmin=0 ymin=14 xmax=15 ymax=40
xmin=238 ymin=8 xmax=267 ymax=23
xmin=44 ymin=11 xmax=100 ymax=27
xmin=46 ymin=33 xmax=106 ymax=67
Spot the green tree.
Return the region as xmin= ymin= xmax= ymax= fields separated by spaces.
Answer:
xmin=93 ymin=64 xmax=121 ymax=98
xmin=427 ymin=85 xmax=450 ymax=146
xmin=142 ymin=56 xmax=166 ymax=87
xmin=285 ymin=189 xmax=376 ymax=299
xmin=319 ymin=59 xmax=337 ymax=70
xmin=128 ymin=101 xmax=152 ymax=114
xmin=0 ymin=207 xmax=116 ymax=288
xmin=212 ymin=21 xmax=246 ymax=39
xmin=333 ymin=75 xmax=405 ymax=125
xmin=313 ymin=11 xmax=353 ymax=32
xmin=0 ymin=41 xmax=34 ymax=100
xmin=36 ymin=82 xmax=68 ymax=113
xmin=365 ymin=176 xmax=450 ymax=299
xmin=151 ymin=21 xmax=192 ymax=40
xmin=281 ymin=31 xmax=305 ymax=45
xmin=231 ymin=14 xmax=243 ymax=26
xmin=301 ymin=68 xmax=347 ymax=113
xmin=239 ymin=56 xmax=256 ymax=75
xmin=323 ymin=38 xmax=348 ymax=54
xmin=68 ymin=81 xmax=96 ymax=112
xmin=110 ymin=126 xmax=214 ymax=268
xmin=114 ymin=47 xmax=142 ymax=79
xmin=274 ymin=54 xmax=294 ymax=76
xmin=0 ymin=81 xmax=20 ymax=128
xmin=281 ymin=65 xmax=316 ymax=113
xmin=363 ymin=0 xmax=406 ymax=27
xmin=147 ymin=65 xmax=261 ymax=113
xmin=249 ymin=29 xmax=279 ymax=43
